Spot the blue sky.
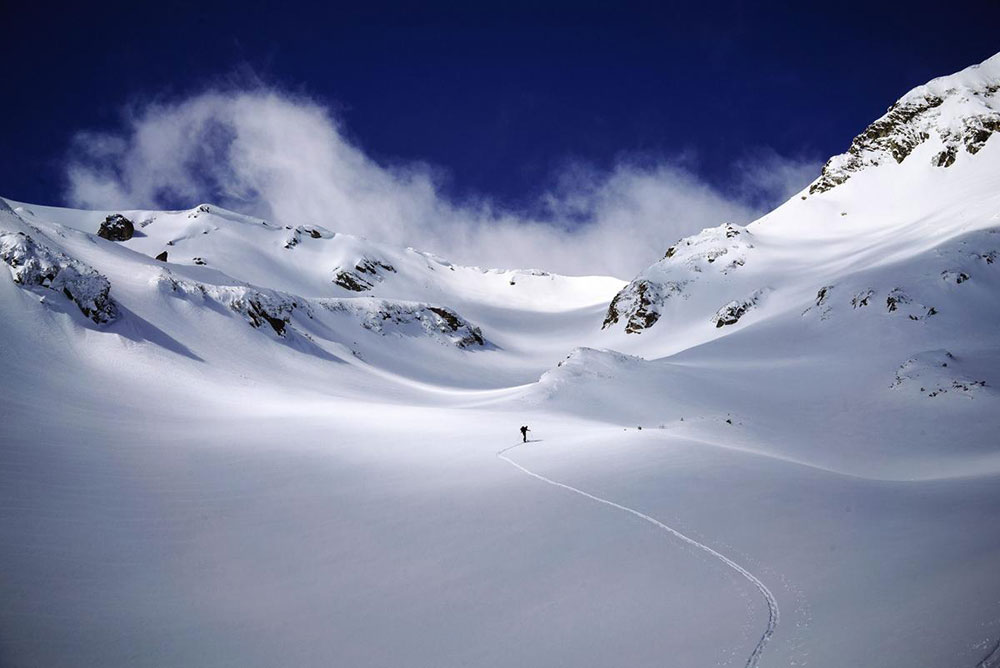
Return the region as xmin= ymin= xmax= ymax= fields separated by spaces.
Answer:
xmin=3 ymin=1 xmax=999 ymax=275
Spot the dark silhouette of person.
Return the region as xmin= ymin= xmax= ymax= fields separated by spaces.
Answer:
xmin=520 ymin=425 xmax=529 ymax=442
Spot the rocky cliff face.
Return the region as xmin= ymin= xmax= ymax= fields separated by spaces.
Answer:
xmin=810 ymin=54 xmax=1000 ymax=193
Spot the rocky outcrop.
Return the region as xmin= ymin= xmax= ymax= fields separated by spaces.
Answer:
xmin=801 ymin=285 xmax=835 ymax=320
xmin=333 ymin=256 xmax=397 ymax=292
xmin=426 ymin=307 xmax=486 ymax=347
xmin=97 ymin=214 xmax=134 ymax=241
xmin=890 ymin=350 xmax=988 ymax=398
xmin=811 ymin=57 xmax=1000 ymax=194
xmin=284 ymin=224 xmax=334 ymax=248
xmin=603 ymin=223 xmax=752 ymax=334
xmin=851 ymin=288 xmax=875 ymax=308
xmin=320 ymin=298 xmax=488 ymax=349
xmin=712 ymin=290 xmax=765 ymax=328
xmin=157 ymin=275 xmax=298 ymax=337
xmin=940 ymin=270 xmax=970 ymax=284
xmin=603 ymin=279 xmax=684 ymax=333
xmin=0 ymin=230 xmax=118 ymax=324
xmin=883 ymin=288 xmax=937 ymax=321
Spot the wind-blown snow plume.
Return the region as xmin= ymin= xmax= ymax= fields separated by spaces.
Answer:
xmin=66 ymin=89 xmax=817 ymax=277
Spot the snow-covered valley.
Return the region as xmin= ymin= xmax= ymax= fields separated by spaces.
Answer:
xmin=2 ymin=55 xmax=1000 ymax=667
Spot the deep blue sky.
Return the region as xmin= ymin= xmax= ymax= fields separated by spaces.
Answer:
xmin=3 ymin=0 xmax=998 ymax=209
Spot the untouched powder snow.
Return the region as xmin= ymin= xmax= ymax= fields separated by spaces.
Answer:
xmin=2 ymin=54 xmax=1000 ymax=668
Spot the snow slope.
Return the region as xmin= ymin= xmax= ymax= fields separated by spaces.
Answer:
xmin=2 ymin=54 xmax=1000 ymax=668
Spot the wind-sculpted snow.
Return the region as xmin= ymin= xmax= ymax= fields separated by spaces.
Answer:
xmin=811 ymin=53 xmax=1000 ymax=193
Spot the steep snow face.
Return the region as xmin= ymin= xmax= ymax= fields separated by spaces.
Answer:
xmin=811 ymin=52 xmax=1000 ymax=193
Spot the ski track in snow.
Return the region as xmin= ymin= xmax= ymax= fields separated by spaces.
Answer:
xmin=497 ymin=441 xmax=780 ymax=668
xmin=979 ymin=639 xmax=1000 ymax=668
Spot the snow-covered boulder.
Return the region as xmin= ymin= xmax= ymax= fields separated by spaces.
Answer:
xmin=0 ymin=229 xmax=118 ymax=324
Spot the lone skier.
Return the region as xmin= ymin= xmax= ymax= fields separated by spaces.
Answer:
xmin=520 ymin=425 xmax=530 ymax=443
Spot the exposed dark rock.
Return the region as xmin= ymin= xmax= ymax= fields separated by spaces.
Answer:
xmin=941 ymin=270 xmax=971 ymax=284
xmin=333 ymin=257 xmax=396 ymax=292
xmin=428 ymin=306 xmax=486 ymax=347
xmin=815 ymin=285 xmax=833 ymax=306
xmin=712 ymin=291 xmax=764 ymax=328
xmin=886 ymin=288 xmax=911 ymax=312
xmin=193 ymin=257 xmax=207 ymax=265
xmin=333 ymin=270 xmax=374 ymax=292
xmin=321 ymin=299 xmax=488 ymax=348
xmin=161 ymin=277 xmax=298 ymax=338
xmin=246 ymin=299 xmax=287 ymax=335
xmin=355 ymin=257 xmax=396 ymax=275
xmin=963 ymin=114 xmax=1000 ymax=154
xmin=975 ymin=250 xmax=998 ymax=264
xmin=604 ymin=280 xmax=664 ymax=334
xmin=932 ymin=145 xmax=958 ymax=167
xmin=155 ymin=251 xmax=168 ymax=262
xmin=811 ymin=94 xmax=944 ymax=194
xmin=851 ymin=289 xmax=875 ymax=308
xmin=97 ymin=214 xmax=135 ymax=241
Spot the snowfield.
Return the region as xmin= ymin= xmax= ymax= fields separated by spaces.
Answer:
xmin=2 ymin=55 xmax=1000 ymax=667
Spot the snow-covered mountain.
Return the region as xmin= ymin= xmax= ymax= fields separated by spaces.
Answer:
xmin=584 ymin=54 xmax=1000 ymax=475
xmin=2 ymin=55 xmax=1000 ymax=668
xmin=602 ymin=53 xmax=1000 ymax=345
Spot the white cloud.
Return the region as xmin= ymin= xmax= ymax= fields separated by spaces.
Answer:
xmin=65 ymin=89 xmax=819 ymax=278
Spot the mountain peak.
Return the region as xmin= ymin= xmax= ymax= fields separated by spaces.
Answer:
xmin=810 ymin=51 xmax=1000 ymax=194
